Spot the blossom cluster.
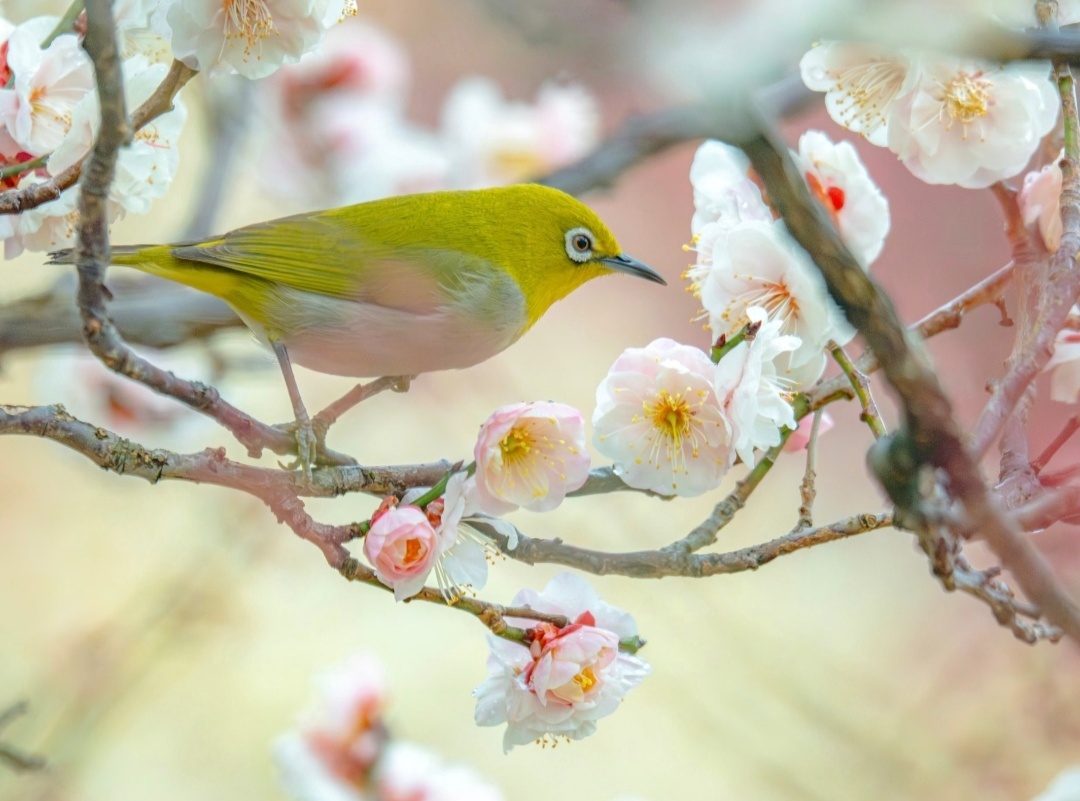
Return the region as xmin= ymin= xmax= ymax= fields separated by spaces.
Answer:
xmin=800 ymin=42 xmax=1058 ymax=189
xmin=257 ymin=18 xmax=600 ymax=206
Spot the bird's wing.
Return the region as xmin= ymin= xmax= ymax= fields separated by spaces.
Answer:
xmin=171 ymin=211 xmax=448 ymax=311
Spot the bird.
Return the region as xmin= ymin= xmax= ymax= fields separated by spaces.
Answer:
xmin=50 ymin=183 xmax=666 ymax=474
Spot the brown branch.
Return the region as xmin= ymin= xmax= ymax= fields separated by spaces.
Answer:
xmin=0 ymin=702 xmax=45 ymax=773
xmin=741 ymin=127 xmax=1080 ymax=644
xmin=0 ymin=59 xmax=197 ymax=216
xmin=486 ymin=512 xmax=893 ymax=578
xmin=1033 ymin=414 xmax=1080 ymax=473
xmin=0 ymin=275 xmax=240 ymax=358
xmin=796 ymin=411 xmax=822 ymax=529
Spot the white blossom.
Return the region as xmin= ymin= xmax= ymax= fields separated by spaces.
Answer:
xmin=688 ymin=139 xmax=772 ymax=235
xmin=1020 ymin=156 xmax=1063 ymax=252
xmin=1046 ymin=307 xmax=1080 ymax=403
xmin=799 ymin=42 xmax=912 ymax=146
xmin=714 ymin=306 xmax=800 ymax=466
xmin=593 ymin=338 xmax=733 ymax=497
xmin=794 ymin=130 xmax=890 ymax=266
xmin=886 ymin=56 xmax=1058 ymax=188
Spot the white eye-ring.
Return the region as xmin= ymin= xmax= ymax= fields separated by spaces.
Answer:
xmin=564 ymin=227 xmax=594 ymax=263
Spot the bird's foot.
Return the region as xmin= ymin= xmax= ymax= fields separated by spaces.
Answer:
xmin=277 ymin=413 xmax=317 ymax=481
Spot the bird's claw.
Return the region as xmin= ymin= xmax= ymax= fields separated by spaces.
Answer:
xmin=277 ymin=414 xmax=317 ymax=481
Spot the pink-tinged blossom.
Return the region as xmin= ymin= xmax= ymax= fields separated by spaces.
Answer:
xmin=163 ymin=0 xmax=356 ymax=80
xmin=1020 ymin=157 xmax=1063 ymax=252
xmin=783 ymin=411 xmax=835 ymax=452
xmin=274 ymin=653 xmax=387 ymax=801
xmin=886 ymin=56 xmax=1058 ymax=188
xmin=714 ymin=306 xmax=800 ymax=466
xmin=473 ymin=573 xmax=650 ymax=752
xmin=473 ymin=401 xmax=590 ymax=515
xmin=4 ymin=19 xmax=94 ymax=155
xmin=441 ymin=77 xmax=599 ymax=187
xmin=400 ymin=471 xmax=510 ymax=600
xmin=794 ymin=130 xmax=890 ymax=267
xmin=376 ymin=742 xmax=505 ymax=801
xmin=688 ymin=220 xmax=852 ymax=387
xmin=688 ymin=139 xmax=772 ymax=235
xmin=593 ymin=338 xmax=732 ymax=497
xmin=1046 ymin=308 xmax=1080 ymax=403
xmin=362 ymin=504 xmax=439 ymax=601
xmin=800 ymin=42 xmax=912 ymax=146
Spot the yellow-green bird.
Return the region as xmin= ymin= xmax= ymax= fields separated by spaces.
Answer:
xmin=50 ymin=184 xmax=665 ymax=470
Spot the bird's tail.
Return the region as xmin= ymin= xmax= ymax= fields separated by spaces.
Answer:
xmin=48 ymin=244 xmax=242 ymax=301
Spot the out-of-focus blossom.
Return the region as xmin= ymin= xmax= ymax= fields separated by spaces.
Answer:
xmin=688 ymin=139 xmax=772 ymax=235
xmin=713 ymin=306 xmax=800 ymax=466
xmin=376 ymin=742 xmax=506 ymax=801
xmin=1020 ymin=156 xmax=1063 ymax=252
xmin=115 ymin=0 xmax=171 ymax=60
xmin=163 ymin=0 xmax=356 ymax=79
xmin=3 ymin=18 xmax=94 ymax=154
xmin=474 ymin=573 xmax=650 ymax=752
xmin=441 ymin=77 xmax=599 ymax=187
xmin=1046 ymin=307 xmax=1080 ymax=403
xmin=31 ymin=345 xmax=218 ymax=448
xmin=688 ymin=220 xmax=852 ymax=387
xmin=1031 ymin=767 xmax=1080 ymax=801
xmin=472 ymin=401 xmax=590 ymax=515
xmin=593 ymin=338 xmax=733 ymax=496
xmin=783 ymin=410 xmax=835 ymax=452
xmin=258 ymin=19 xmax=449 ymax=205
xmin=793 ymin=130 xmax=890 ymax=266
xmin=886 ymin=56 xmax=1058 ymax=188
xmin=274 ymin=653 xmax=387 ymax=801
xmin=799 ymin=42 xmax=912 ymax=146
xmin=49 ymin=56 xmax=186 ymax=216
xmin=362 ymin=504 xmax=440 ymax=601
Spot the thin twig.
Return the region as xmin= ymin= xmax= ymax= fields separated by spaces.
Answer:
xmin=830 ymin=344 xmax=887 ymax=438
xmin=796 ymin=410 xmax=823 ymax=529
xmin=1033 ymin=414 xmax=1080 ymax=473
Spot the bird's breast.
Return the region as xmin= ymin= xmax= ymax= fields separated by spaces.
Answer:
xmin=243 ymin=271 xmax=529 ymax=378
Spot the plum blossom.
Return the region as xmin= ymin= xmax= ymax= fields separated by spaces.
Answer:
xmin=688 ymin=139 xmax=772 ymax=235
xmin=993 ymin=0 xmax=1080 ymax=28
xmin=799 ymin=42 xmax=912 ymax=146
xmin=593 ymin=338 xmax=733 ymax=496
xmin=3 ymin=18 xmax=94 ymax=155
xmin=163 ymin=0 xmax=357 ymax=80
xmin=472 ymin=401 xmax=590 ymax=515
xmin=688 ymin=220 xmax=852 ymax=387
xmin=376 ymin=742 xmax=505 ymax=801
xmin=1046 ymin=307 xmax=1080 ymax=403
xmin=363 ymin=503 xmax=440 ymax=601
xmin=713 ymin=306 xmax=800 ymax=466
xmin=1031 ymin=767 xmax=1080 ymax=801
xmin=1020 ymin=156 xmax=1063 ymax=252
xmin=441 ymin=77 xmax=599 ymax=187
xmin=49 ymin=56 xmax=187 ymax=216
xmin=793 ymin=130 xmax=890 ymax=266
xmin=886 ymin=56 xmax=1058 ymax=188
xmin=783 ymin=411 xmax=835 ymax=452
xmin=473 ymin=573 xmax=650 ymax=752
xmin=274 ymin=653 xmax=387 ymax=801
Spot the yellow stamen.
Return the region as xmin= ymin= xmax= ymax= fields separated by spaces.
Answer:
xmin=573 ymin=667 xmax=597 ymax=693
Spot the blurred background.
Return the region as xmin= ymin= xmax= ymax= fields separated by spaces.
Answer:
xmin=1 ymin=0 xmax=1079 ymax=799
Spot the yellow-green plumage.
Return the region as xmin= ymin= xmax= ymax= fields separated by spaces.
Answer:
xmin=51 ymin=184 xmax=664 ymax=380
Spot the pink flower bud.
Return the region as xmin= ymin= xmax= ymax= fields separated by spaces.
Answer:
xmin=363 ymin=505 xmax=438 ymax=601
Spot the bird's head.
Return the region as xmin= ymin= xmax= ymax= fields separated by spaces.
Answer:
xmin=488 ymin=184 xmax=666 ymax=327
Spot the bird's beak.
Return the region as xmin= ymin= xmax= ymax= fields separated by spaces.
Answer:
xmin=599 ymin=253 xmax=667 ymax=285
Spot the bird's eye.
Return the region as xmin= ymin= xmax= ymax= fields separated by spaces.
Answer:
xmin=564 ymin=227 xmax=594 ymax=263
